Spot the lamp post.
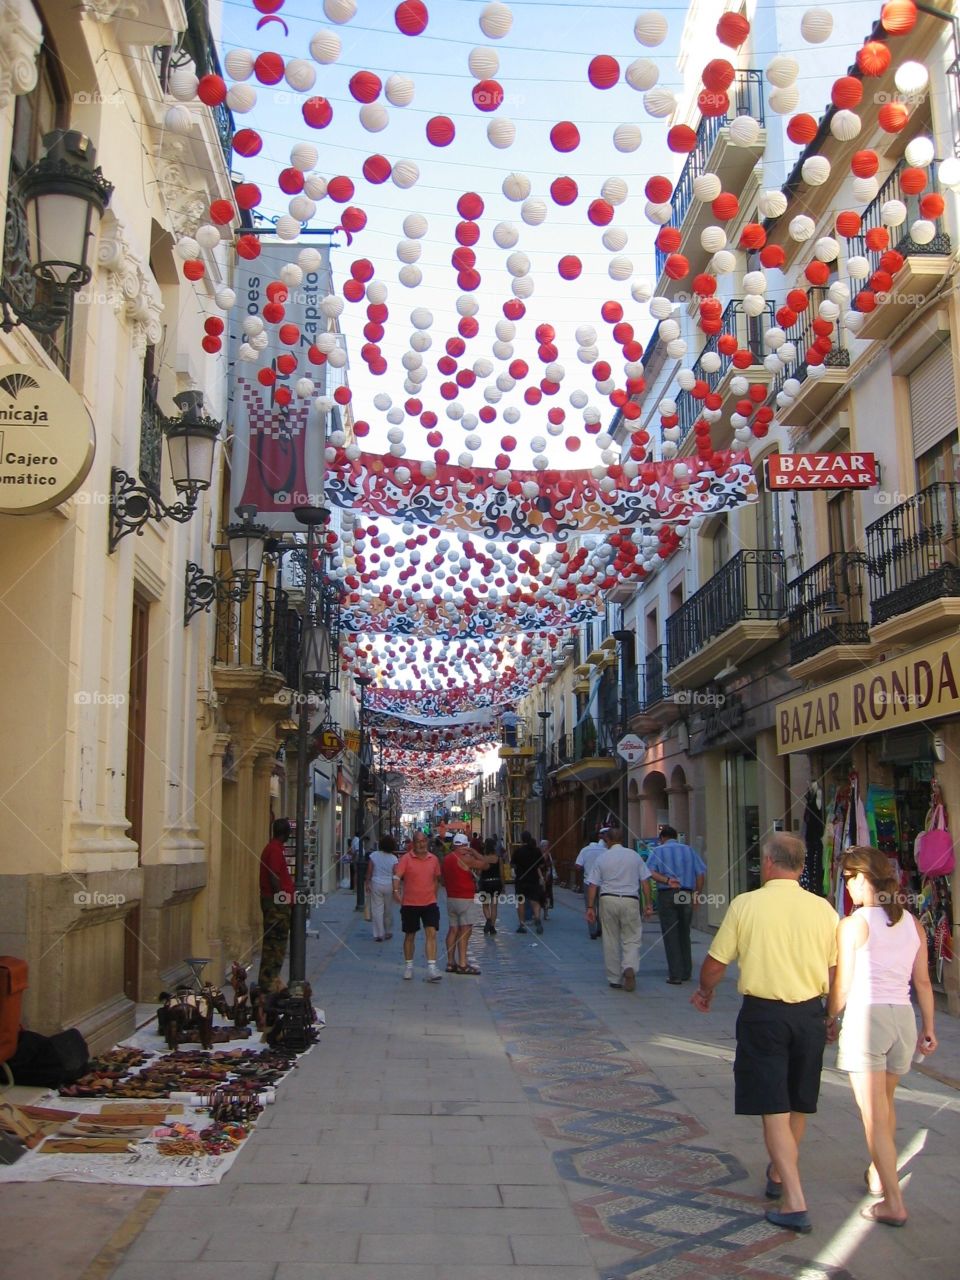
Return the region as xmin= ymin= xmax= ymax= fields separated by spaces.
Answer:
xmin=354 ymin=674 xmax=373 ymax=911
xmin=376 ymin=733 xmax=386 ymax=842
xmin=288 ymin=504 xmax=330 ymax=986
xmin=537 ymin=708 xmax=551 ymax=842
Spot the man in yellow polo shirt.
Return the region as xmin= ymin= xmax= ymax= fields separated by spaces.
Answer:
xmin=692 ymin=833 xmax=838 ymax=1235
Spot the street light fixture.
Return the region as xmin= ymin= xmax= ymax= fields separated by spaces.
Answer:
xmin=354 ymin=674 xmax=373 ymax=912
xmin=183 ymin=505 xmax=270 ymax=623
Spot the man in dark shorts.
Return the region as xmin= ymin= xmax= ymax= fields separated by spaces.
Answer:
xmin=512 ymin=830 xmax=545 ymax=935
xmin=393 ymin=831 xmax=443 ymax=982
xmin=692 ymin=833 xmax=839 ymax=1234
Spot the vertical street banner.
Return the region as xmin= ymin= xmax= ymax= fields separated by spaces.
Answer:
xmin=229 ymin=239 xmax=338 ymax=532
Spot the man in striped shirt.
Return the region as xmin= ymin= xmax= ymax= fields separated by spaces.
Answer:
xmin=647 ymin=825 xmax=707 ymax=985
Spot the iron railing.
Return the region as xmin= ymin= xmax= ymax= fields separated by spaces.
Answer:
xmin=865 ymin=483 xmax=960 ymax=625
xmin=549 ymin=715 xmax=618 ymax=768
xmin=675 ymin=298 xmax=777 ymax=444
xmin=666 ymin=550 xmax=786 ymax=669
xmin=642 ymin=644 xmax=672 ymax=708
xmin=849 ymin=158 xmax=952 ymax=275
xmin=1 ymin=175 xmax=71 ymax=373
xmin=786 ymin=551 xmax=870 ymax=665
xmin=655 ymin=70 xmax=766 ymax=277
xmin=214 ymin=582 xmax=300 ymax=686
xmin=138 ymin=384 xmax=164 ymax=494
xmin=771 ymin=286 xmax=850 ymax=399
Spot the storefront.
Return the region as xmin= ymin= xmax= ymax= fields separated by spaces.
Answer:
xmin=777 ymin=637 xmax=959 ymax=1013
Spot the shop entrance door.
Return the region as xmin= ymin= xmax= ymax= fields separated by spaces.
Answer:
xmin=724 ymin=752 xmax=761 ymax=897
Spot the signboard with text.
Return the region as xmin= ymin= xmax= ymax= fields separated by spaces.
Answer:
xmin=617 ymin=733 xmax=647 ymax=765
xmin=0 ymin=365 xmax=95 ymax=513
xmin=765 ymin=452 xmax=878 ymax=490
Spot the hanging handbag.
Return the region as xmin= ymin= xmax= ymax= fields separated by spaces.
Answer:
xmin=915 ymin=803 xmax=955 ymax=878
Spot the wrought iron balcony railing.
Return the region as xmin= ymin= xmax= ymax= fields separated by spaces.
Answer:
xmin=666 ymin=550 xmax=786 ymax=670
xmin=771 ymin=286 xmax=850 ymax=399
xmin=675 ymin=298 xmax=777 ymax=444
xmin=786 ymin=551 xmax=870 ymax=665
xmin=138 ymin=384 xmax=163 ymax=494
xmin=214 ymin=582 xmax=301 ymax=687
xmin=849 ymin=158 xmax=951 ymax=275
xmin=655 ymin=69 xmax=766 ymax=278
xmin=549 ymin=715 xmax=618 ymax=769
xmin=1 ymin=173 xmax=72 ymax=373
xmin=642 ymin=644 xmax=671 ymax=708
xmin=865 ymin=483 xmax=960 ymax=625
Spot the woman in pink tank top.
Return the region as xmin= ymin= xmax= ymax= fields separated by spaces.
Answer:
xmin=828 ymin=846 xmax=937 ymax=1227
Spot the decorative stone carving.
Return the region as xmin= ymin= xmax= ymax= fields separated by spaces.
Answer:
xmin=81 ymin=0 xmax=182 ymax=50
xmin=0 ymin=0 xmax=43 ymax=108
xmin=96 ymin=215 xmax=164 ymax=355
xmin=155 ymin=155 xmax=208 ymax=237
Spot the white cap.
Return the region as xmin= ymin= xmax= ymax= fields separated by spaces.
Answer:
xmin=452 ymin=833 xmax=470 ymax=846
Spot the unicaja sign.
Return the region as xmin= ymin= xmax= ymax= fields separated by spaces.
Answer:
xmin=0 ymin=364 xmax=95 ymax=513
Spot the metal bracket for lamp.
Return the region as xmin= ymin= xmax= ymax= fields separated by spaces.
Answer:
xmin=109 ymin=468 xmax=200 ymax=551
xmin=183 ymin=560 xmax=254 ymax=625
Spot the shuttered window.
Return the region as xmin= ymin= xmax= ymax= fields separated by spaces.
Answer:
xmin=910 ymin=343 xmax=957 ymax=457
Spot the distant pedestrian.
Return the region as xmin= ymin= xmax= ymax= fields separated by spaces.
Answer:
xmin=365 ymin=835 xmax=399 ymax=942
xmin=647 ymin=825 xmax=707 ymax=984
xmin=469 ymin=832 xmax=484 ymax=855
xmin=442 ymin=833 xmax=485 ymax=974
xmin=512 ymin=830 xmax=545 ymax=934
xmin=584 ymin=821 xmax=652 ymax=990
xmin=393 ymin=831 xmax=443 ymax=982
xmin=576 ymin=833 xmax=605 ymax=938
xmin=828 ymin=846 xmax=937 ymax=1227
xmin=479 ymin=836 xmax=505 ymax=935
xmin=692 ymin=833 xmax=839 ymax=1235
xmin=258 ymin=818 xmax=293 ymax=990
xmin=539 ymin=839 xmax=556 ymax=917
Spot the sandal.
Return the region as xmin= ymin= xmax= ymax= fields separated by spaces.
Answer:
xmin=859 ymin=1204 xmax=906 ymax=1228
xmin=458 ymin=965 xmax=481 ymax=975
xmin=445 ymin=964 xmax=458 ymax=973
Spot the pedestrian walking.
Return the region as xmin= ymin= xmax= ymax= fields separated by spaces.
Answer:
xmin=692 ymin=833 xmax=839 ymax=1235
xmin=257 ymin=818 xmax=293 ymax=990
xmin=539 ymin=839 xmax=556 ymax=917
xmin=828 ymin=846 xmax=937 ymax=1227
xmin=575 ymin=833 xmax=605 ymax=938
xmin=584 ymin=821 xmax=652 ymax=990
xmin=365 ymin=835 xmax=399 ymax=942
xmin=393 ymin=831 xmax=443 ymax=982
xmin=512 ymin=830 xmax=545 ymax=934
xmin=647 ymin=825 xmax=707 ymax=984
xmin=442 ymin=833 xmax=485 ymax=974
xmin=479 ymin=835 xmax=505 ymax=935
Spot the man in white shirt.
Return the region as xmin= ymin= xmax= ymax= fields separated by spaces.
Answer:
xmin=585 ymin=821 xmax=653 ymax=990
xmin=575 ymin=835 xmax=606 ymax=939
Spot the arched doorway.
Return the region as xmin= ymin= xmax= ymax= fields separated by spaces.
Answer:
xmin=669 ymin=765 xmax=690 ymax=842
xmin=641 ymin=771 xmax=668 ymax=838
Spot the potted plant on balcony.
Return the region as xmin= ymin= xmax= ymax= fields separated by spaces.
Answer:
xmin=580 ymin=716 xmax=597 ymax=758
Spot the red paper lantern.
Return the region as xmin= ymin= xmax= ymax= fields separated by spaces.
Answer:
xmin=327 ymin=175 xmax=355 ymax=203
xmin=699 ymin=298 xmax=722 ymax=320
xmin=787 ymin=288 xmax=809 ymax=312
xmin=232 ymin=128 xmax=262 ymax=156
xmin=693 ymin=272 xmax=717 ymax=296
xmin=279 ymin=323 xmax=300 ymax=345
xmin=740 ymin=223 xmax=766 ymax=250
xmin=536 ymin=323 xmax=555 ymax=342
xmin=451 ymin=246 xmax=475 ymax=270
xmin=508 ymin=358 xmax=528 ymax=379
xmin=351 ymin=258 xmax=374 ymax=281
xmin=667 ymin=124 xmax=698 ymax=153
xmin=870 ymin=270 xmax=894 ymax=294
xmin=197 ymin=74 xmax=227 ymax=106
xmin=835 ymin=210 xmax=862 ymax=237
xmin=665 ymin=254 xmax=689 ymax=280
xmin=717 ymin=334 xmax=738 ymax=356
xmin=278 ymin=167 xmax=304 ymax=195
xmin=350 ymin=71 xmax=382 ymax=103
xmin=183 ymin=259 xmax=204 ymax=281
xmin=851 ymin=149 xmax=879 ymax=178
xmin=254 ymin=52 xmax=284 ymax=85
xmin=716 ymin=12 xmax=750 ymax=48
xmin=656 ymin=226 xmax=682 ymax=253
xmin=234 ymin=182 xmax=261 ymax=210
xmin=457 ymin=192 xmax=484 ymax=219
xmin=257 ymin=369 xmax=275 ymax=387
xmin=334 ymin=386 xmax=352 ymax=405
xmin=881 ymin=1 xmax=918 ymax=35
xmin=524 ymin=387 xmax=542 ymax=405
xmin=236 ymin=234 xmax=260 ymax=260
xmin=702 ymin=58 xmax=736 ymax=92
xmin=457 ymin=268 xmax=481 ymax=291
xmin=866 ymin=226 xmax=890 ymax=251
xmin=879 ymin=102 xmax=909 ymax=132
xmin=362 ymin=154 xmax=392 ymax=184
xmin=503 ymin=299 xmax=525 ymax=320
xmin=204 ymin=316 xmax=225 ymax=336
xmin=550 ymin=121 xmax=580 ymax=152
xmin=201 ymin=334 xmax=221 ymax=354
xmin=592 ymin=360 xmax=611 ymax=381
xmin=855 ymin=290 xmax=878 ymax=312
xmin=472 ymin=79 xmax=504 ymax=111
xmin=395 ymin=0 xmax=428 ymax=35
xmin=787 ymin=113 xmax=818 ymax=144
xmin=209 ymin=199 xmax=234 ymax=225
xmin=588 ymin=55 xmax=619 ymax=89
xmin=698 ymin=88 xmax=729 ymax=118
xmin=645 ymin=175 xmax=673 ymax=203
xmin=426 ymin=115 xmax=455 ymax=146
xmin=459 ymin=316 xmax=479 ymax=338
xmin=700 ymin=315 xmax=722 ymax=335
xmin=831 ymin=76 xmax=863 ymax=109
xmin=455 ymin=220 xmax=480 ymax=246
xmin=880 ymin=249 xmax=905 ymax=275
xmin=612 ymin=321 xmax=633 ymax=344
xmin=302 ymin=97 xmax=333 ymax=128
xmin=760 ymin=244 xmax=786 ymax=269
xmin=262 ymin=301 xmax=285 ymax=324
xmin=776 ymin=306 xmax=798 ymax=329
xmin=857 ymin=41 xmax=892 ymax=77
xmin=805 ymin=260 xmax=830 ymax=286
xmin=601 ymin=301 xmax=623 ymax=323
xmin=812 ymin=318 xmax=834 ymax=338
xmin=254 ymin=0 xmax=284 ymax=12
xmin=712 ymin=192 xmax=740 ymax=221
xmin=550 ymin=176 xmax=578 ymax=205
xmin=343 ymin=279 xmax=365 ymax=302
xmin=446 ymin=336 xmax=465 ymax=357
xmin=341 ymin=206 xmax=367 ymax=233
xmin=558 ymin=255 xmax=582 ymax=279
xmin=732 ymin=349 xmax=753 ymax=369
xmin=921 ymin=192 xmax=945 ymax=219
xmin=899 ymin=166 xmax=927 ymax=195
xmin=588 ymin=199 xmax=614 ymax=226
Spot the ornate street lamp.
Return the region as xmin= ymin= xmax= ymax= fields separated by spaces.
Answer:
xmin=183 ymin=505 xmax=270 ymax=624
xmin=110 ymin=391 xmax=221 ymax=550
xmin=0 ymin=130 xmax=113 ymax=336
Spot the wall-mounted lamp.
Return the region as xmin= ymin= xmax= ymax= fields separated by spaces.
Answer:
xmin=183 ymin=505 xmax=270 ymax=624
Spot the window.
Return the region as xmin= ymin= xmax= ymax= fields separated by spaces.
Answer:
xmin=827 ymin=492 xmax=855 ymax=556
xmin=917 ymin=436 xmax=960 ymax=489
xmin=711 ymin=515 xmax=731 ymax=574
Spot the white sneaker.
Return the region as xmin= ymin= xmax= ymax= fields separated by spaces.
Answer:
xmin=425 ymin=967 xmax=443 ymax=982
xmin=403 ymin=964 xmax=414 ymax=981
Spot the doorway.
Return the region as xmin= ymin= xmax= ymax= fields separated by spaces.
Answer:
xmin=723 ymin=751 xmax=760 ymax=897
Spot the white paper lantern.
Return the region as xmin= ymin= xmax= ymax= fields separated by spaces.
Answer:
xmin=779 ymin=342 xmax=797 ymax=362
xmin=288 ymin=195 xmax=315 ymax=222
xmin=493 ymin=221 xmax=519 ymax=248
xmin=818 ymin=299 xmax=840 ymax=322
xmin=392 ymin=160 xmax=420 ymax=188
xmin=242 ymin=315 xmax=265 ymax=336
xmin=789 ymin=214 xmax=815 ymax=242
xmin=513 ymin=276 xmax=534 ymax=299
xmin=570 ymin=389 xmax=589 ymax=409
xmin=238 ymin=343 xmax=258 ymax=362
xmin=575 ymin=325 xmax=597 ymax=347
xmin=911 ymin=219 xmax=937 ymax=245
xmin=399 ymin=265 xmax=422 ymax=288
xmin=613 ymin=123 xmax=642 ymax=152
xmin=728 ymin=115 xmax=761 ymax=147
xmin=756 ymin=189 xmax=786 ymax=219
xmin=479 ymin=2 xmax=512 ymax=38
xmin=645 ymin=201 xmax=673 ymax=225
xmin=692 ymin=173 xmax=722 ymax=203
xmin=284 ymin=59 xmax=316 ymax=91
xmin=852 ymin=175 xmax=879 ymax=204
xmin=800 ymin=8 xmax=833 ymax=43
xmin=224 ymin=49 xmax=255 ymax=81
xmin=764 ymin=327 xmax=786 ymax=351
xmin=634 ymin=11 xmax=668 ymax=46
xmin=164 ymin=104 xmax=195 ymax=133
xmin=506 ymin=251 xmax=530 ymax=277
xmin=844 ymin=310 xmax=865 ymax=334
xmin=700 ymin=351 xmax=721 ymax=374
xmin=298 ymin=249 xmax=322 ymax=276
xmin=768 ymin=85 xmax=801 ymax=114
xmin=411 ymin=307 xmax=433 ymax=330
xmin=487 ymin=117 xmax=516 ymax=148
xmin=650 ymin=296 xmax=674 ymax=320
xmin=626 ymin=58 xmax=659 ymax=91
xmin=658 ymin=319 xmax=680 ymax=342
xmin=290 ymin=142 xmax=319 ymax=171
xmin=176 ymin=235 xmax=200 ymax=259
xmin=324 ymin=0 xmax=357 ymax=22
xmin=896 ymin=62 xmax=929 ymax=96
xmin=701 ymin=225 xmax=727 ymax=253
xmin=644 ymin=87 xmax=676 ymax=118
xmin=403 ymin=213 xmax=428 ymax=239
xmin=939 ymin=157 xmax=960 ymax=190
xmin=195 ymin=223 xmax=220 ymax=250
xmin=602 ymin=176 xmax=628 ymax=205
xmin=577 ymin=346 xmax=597 ymax=363
xmin=276 ymin=215 xmax=300 ymax=241
xmin=881 ymin=199 xmax=907 ymax=227
xmin=742 ymin=294 xmax=767 ymax=317
xmin=712 ymin=249 xmax=737 ymax=274
xmin=521 ymin=197 xmax=547 ymax=225
xmin=504 ymin=407 xmax=521 ymax=424
xmin=802 ymin=155 xmax=831 ymax=187
xmin=603 ymin=227 xmax=628 ymax=251
xmin=743 ymin=270 xmax=767 ymax=294
xmin=830 ymin=109 xmax=862 ymax=142
xmin=609 ymin=256 xmax=633 ymax=280
xmin=814 ymin=236 xmax=839 ymax=262
xmin=366 ymin=280 xmax=388 ymax=306
xmin=215 ymin=287 xmax=236 ymax=309
xmin=807 ymin=362 xmax=828 ymax=380
xmin=397 ymin=239 xmax=421 ymax=264
xmin=169 ymin=67 xmax=199 ymax=101
xmin=410 ymin=332 xmax=431 ymax=352
xmin=827 ymin=282 xmax=850 ymax=306
xmin=226 ymin=83 xmax=256 ymax=113
xmin=468 ymin=46 xmax=499 ymax=79
xmin=296 ymin=377 xmax=315 ymax=398
xmin=632 ymin=279 xmax=653 ymax=303
xmin=782 ymin=377 xmax=802 ymax=397
xmin=310 ymin=30 xmax=341 ymax=64
xmin=360 ymin=104 xmax=388 ymax=132
xmin=249 ymin=332 xmax=269 ymax=351
xmin=503 ymin=172 xmax=531 ymax=202
xmin=385 ymin=73 xmax=414 ymax=106
xmin=905 ymin=135 xmax=935 ymax=169
xmin=304 ymin=174 xmax=327 ymax=200
xmin=766 ymin=56 xmax=799 ymax=88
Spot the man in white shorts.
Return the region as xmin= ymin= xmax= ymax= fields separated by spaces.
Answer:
xmin=441 ymin=833 xmax=486 ymax=974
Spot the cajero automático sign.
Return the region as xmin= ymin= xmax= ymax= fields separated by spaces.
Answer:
xmin=0 ymin=364 xmax=95 ymax=514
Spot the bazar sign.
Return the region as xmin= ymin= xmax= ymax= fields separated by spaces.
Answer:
xmin=776 ymin=637 xmax=960 ymax=754
xmin=0 ymin=365 xmax=95 ymax=513
xmin=765 ymin=453 xmax=878 ymax=490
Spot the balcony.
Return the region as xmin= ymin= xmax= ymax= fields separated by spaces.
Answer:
xmin=552 ymin=716 xmax=620 ymax=783
xmin=848 ymin=159 xmax=952 ymax=342
xmin=771 ymin=286 xmax=851 ymax=428
xmin=675 ymin=299 xmax=776 ymax=449
xmin=667 ymin=550 xmax=786 ymax=688
xmin=1 ymin=171 xmax=72 ymax=374
xmin=866 ymin=483 xmax=960 ymax=645
xmin=654 ymin=70 xmax=766 ymax=293
xmin=786 ymin=552 xmax=874 ymax=680
xmin=154 ymin=2 xmax=234 ymax=165
xmin=138 ymin=384 xmax=164 ymax=494
xmin=212 ymin=582 xmax=301 ymax=719
xmin=628 ymin=644 xmax=681 ymax=731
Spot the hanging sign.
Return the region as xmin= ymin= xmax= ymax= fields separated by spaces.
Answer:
xmin=344 ymin=729 xmax=361 ymax=753
xmin=617 ymin=733 xmax=647 ymax=765
xmin=765 ymin=453 xmax=878 ymax=490
xmin=314 ymin=726 xmax=344 ymax=760
xmin=0 ymin=365 xmax=95 ymax=514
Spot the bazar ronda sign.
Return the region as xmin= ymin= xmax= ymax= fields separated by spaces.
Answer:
xmin=776 ymin=637 xmax=960 ymax=754
xmin=0 ymin=365 xmax=95 ymax=514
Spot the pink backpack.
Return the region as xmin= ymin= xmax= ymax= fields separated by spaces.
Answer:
xmin=915 ymin=804 xmax=955 ymax=878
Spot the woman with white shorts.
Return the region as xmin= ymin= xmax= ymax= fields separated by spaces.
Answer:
xmin=828 ymin=845 xmax=937 ymax=1227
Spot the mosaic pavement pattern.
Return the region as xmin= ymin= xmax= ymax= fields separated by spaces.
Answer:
xmin=480 ymin=942 xmax=855 ymax=1280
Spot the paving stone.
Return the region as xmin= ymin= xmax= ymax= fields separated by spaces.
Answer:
xmin=202 ymin=1228 xmax=359 ymax=1263
xmin=358 ymin=1232 xmax=513 ymax=1265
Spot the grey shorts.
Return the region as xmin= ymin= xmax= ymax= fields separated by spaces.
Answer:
xmin=837 ymin=1003 xmax=917 ymax=1075
xmin=446 ymin=897 xmax=475 ymax=926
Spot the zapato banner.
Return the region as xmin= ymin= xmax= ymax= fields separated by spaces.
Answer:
xmin=229 ymin=240 xmax=342 ymax=532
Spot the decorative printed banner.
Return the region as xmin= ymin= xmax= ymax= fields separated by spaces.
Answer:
xmin=229 ymin=241 xmax=336 ymax=532
xmin=366 ymin=679 xmax=524 ymax=717
xmin=325 ymin=450 xmax=758 ymax=541
xmin=341 ymin=597 xmax=601 ymax=638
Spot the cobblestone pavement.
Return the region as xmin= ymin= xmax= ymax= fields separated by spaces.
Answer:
xmin=3 ymin=886 xmax=958 ymax=1280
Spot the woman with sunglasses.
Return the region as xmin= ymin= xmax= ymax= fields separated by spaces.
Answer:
xmin=828 ymin=847 xmax=937 ymax=1227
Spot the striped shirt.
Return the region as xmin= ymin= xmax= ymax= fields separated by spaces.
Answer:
xmin=647 ymin=840 xmax=707 ymax=890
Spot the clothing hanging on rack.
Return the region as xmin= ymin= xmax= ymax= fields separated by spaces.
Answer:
xmin=800 ymin=783 xmax=825 ymax=895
